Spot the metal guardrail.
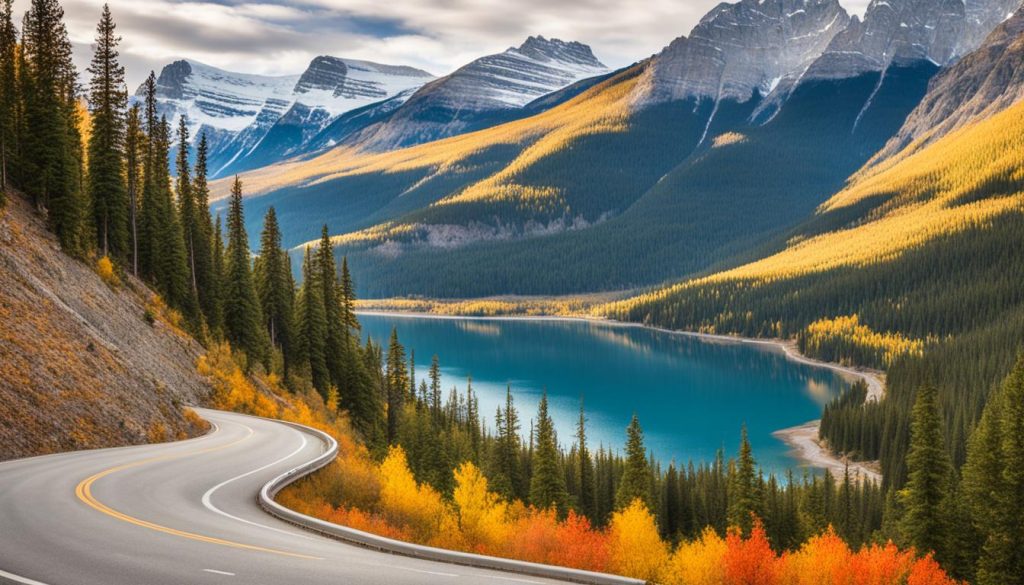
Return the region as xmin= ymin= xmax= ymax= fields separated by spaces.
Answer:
xmin=257 ymin=419 xmax=645 ymax=585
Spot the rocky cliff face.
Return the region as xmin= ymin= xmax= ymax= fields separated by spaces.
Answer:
xmin=140 ymin=57 xmax=434 ymax=177
xmin=0 ymin=192 xmax=211 ymax=460
xmin=875 ymin=7 xmax=1024 ymax=158
xmin=637 ymin=0 xmax=850 ymax=105
xmin=347 ymin=36 xmax=608 ymax=150
xmin=805 ymin=0 xmax=1022 ymax=80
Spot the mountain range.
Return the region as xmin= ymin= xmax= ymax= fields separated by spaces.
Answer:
xmin=190 ymin=0 xmax=1024 ymax=300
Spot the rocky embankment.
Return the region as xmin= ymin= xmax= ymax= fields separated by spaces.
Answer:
xmin=0 ymin=192 xmax=210 ymax=460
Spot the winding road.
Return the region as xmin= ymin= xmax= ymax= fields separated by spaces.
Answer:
xmin=0 ymin=409 xmax=595 ymax=585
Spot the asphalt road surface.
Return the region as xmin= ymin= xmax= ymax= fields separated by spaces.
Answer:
xmin=0 ymin=409 xmax=573 ymax=585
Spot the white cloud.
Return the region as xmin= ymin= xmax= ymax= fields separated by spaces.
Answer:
xmin=14 ymin=0 xmax=872 ymax=88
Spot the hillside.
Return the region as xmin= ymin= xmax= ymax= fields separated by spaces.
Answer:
xmin=0 ymin=192 xmax=211 ymax=460
xmin=603 ymin=49 xmax=1024 ymax=484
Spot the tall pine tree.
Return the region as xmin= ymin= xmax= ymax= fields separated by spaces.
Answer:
xmin=222 ymin=176 xmax=267 ymax=367
xmin=123 ymin=103 xmax=143 ymax=275
xmin=530 ymin=392 xmax=567 ymax=514
xmin=22 ymin=0 xmax=84 ymax=251
xmin=191 ymin=132 xmax=216 ymax=328
xmin=254 ymin=206 xmax=294 ymax=373
xmin=728 ymin=425 xmax=763 ymax=536
xmin=86 ymin=4 xmax=127 ymax=259
xmin=294 ymin=246 xmax=329 ymax=393
xmin=616 ymin=414 xmax=653 ymax=509
xmin=0 ymin=0 xmax=18 ymax=195
xmin=900 ymin=383 xmax=950 ymax=558
xmin=575 ymin=400 xmax=596 ymax=519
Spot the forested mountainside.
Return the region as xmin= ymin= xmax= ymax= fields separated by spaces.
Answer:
xmin=0 ymin=191 xmax=210 ymax=460
xmin=222 ymin=0 xmax=1019 ymax=298
xmin=605 ymin=3 xmax=1024 ymax=537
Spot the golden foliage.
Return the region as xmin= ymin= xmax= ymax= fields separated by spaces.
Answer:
xmin=607 ymin=499 xmax=669 ymax=581
xmin=664 ymin=527 xmax=727 ymax=585
xmin=452 ymin=462 xmax=510 ymax=551
xmin=378 ymin=446 xmax=452 ymax=541
xmin=605 ymin=99 xmax=1024 ymax=318
xmin=95 ymin=256 xmax=119 ymax=287
xmin=800 ymin=315 xmax=927 ymax=367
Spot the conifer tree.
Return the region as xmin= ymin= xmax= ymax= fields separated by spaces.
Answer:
xmin=208 ymin=214 xmax=225 ymax=334
xmin=254 ymin=206 xmax=294 ymax=372
xmin=86 ymin=4 xmax=127 ymax=259
xmin=137 ymin=72 xmax=158 ymax=279
xmin=728 ymin=425 xmax=763 ymax=536
xmin=316 ymin=225 xmax=345 ymax=388
xmin=294 ymin=246 xmax=328 ymax=393
xmin=965 ymin=358 xmax=1024 ymax=585
xmin=222 ymin=176 xmax=266 ymax=366
xmin=191 ymin=132 xmax=216 ymax=326
xmin=175 ymin=118 xmax=197 ymax=293
xmin=0 ymin=0 xmax=18 ymax=194
xmin=900 ymin=383 xmax=950 ymax=558
xmin=22 ymin=0 xmax=84 ymax=251
xmin=575 ymin=400 xmax=596 ymax=519
xmin=530 ymin=392 xmax=567 ymax=514
xmin=385 ymin=328 xmax=408 ymax=443
xmin=152 ymin=116 xmax=198 ymax=323
xmin=616 ymin=414 xmax=652 ymax=510
xmin=340 ymin=256 xmax=358 ymax=330
xmin=123 ymin=104 xmax=143 ymax=275
xmin=429 ymin=354 xmax=442 ymax=416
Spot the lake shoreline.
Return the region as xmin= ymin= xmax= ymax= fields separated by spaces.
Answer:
xmin=357 ymin=309 xmax=886 ymax=481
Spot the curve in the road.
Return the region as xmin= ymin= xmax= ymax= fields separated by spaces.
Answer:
xmin=0 ymin=409 xmax=640 ymax=585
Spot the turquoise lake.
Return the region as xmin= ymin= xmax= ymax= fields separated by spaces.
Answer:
xmin=359 ymin=313 xmax=854 ymax=474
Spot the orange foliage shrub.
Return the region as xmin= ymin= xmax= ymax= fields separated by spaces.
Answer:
xmin=549 ymin=512 xmax=609 ymax=572
xmin=907 ymin=555 xmax=961 ymax=585
xmin=781 ymin=528 xmax=851 ymax=585
xmin=723 ymin=519 xmax=782 ymax=585
xmin=607 ymin=499 xmax=669 ymax=581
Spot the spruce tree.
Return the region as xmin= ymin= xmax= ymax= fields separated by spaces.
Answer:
xmin=123 ymin=104 xmax=143 ymax=275
xmin=728 ymin=425 xmax=763 ymax=536
xmin=175 ymin=117 xmax=197 ymax=294
xmin=385 ymin=328 xmax=407 ymax=443
xmin=191 ymin=132 xmax=216 ymax=326
xmin=22 ymin=0 xmax=83 ymax=251
xmin=209 ymin=215 xmax=225 ymax=334
xmin=616 ymin=414 xmax=653 ymax=510
xmin=86 ymin=4 xmax=128 ymax=259
xmin=575 ymin=400 xmax=596 ymax=519
xmin=138 ymin=72 xmax=158 ymax=279
xmin=0 ymin=0 xmax=17 ymax=194
xmin=316 ymin=225 xmax=345 ymax=388
xmin=340 ymin=256 xmax=358 ymax=330
xmin=222 ymin=176 xmax=267 ymax=367
xmin=965 ymin=358 xmax=1024 ymax=585
xmin=254 ymin=206 xmax=294 ymax=372
xmin=530 ymin=392 xmax=567 ymax=514
xmin=900 ymin=383 xmax=950 ymax=558
xmin=429 ymin=354 xmax=442 ymax=416
xmin=294 ymin=246 xmax=328 ymax=393
xmin=152 ymin=116 xmax=198 ymax=324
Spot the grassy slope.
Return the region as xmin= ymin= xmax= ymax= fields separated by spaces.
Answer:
xmin=0 ymin=192 xmax=211 ymax=460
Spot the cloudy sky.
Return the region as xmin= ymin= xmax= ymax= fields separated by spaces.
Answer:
xmin=13 ymin=0 xmax=871 ymax=89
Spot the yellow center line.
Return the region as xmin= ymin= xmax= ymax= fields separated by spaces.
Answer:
xmin=74 ymin=422 xmax=321 ymax=560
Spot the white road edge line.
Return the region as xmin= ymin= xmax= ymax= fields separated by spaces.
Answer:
xmin=201 ymin=424 xmax=313 ymax=540
xmin=394 ymin=566 xmax=460 ymax=578
xmin=486 ymin=576 xmax=544 ymax=584
xmin=202 ymin=569 xmax=236 ymax=576
xmin=0 ymin=568 xmax=52 ymax=585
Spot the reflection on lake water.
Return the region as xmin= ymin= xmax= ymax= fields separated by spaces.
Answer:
xmin=360 ymin=314 xmax=851 ymax=474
